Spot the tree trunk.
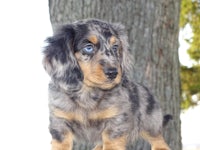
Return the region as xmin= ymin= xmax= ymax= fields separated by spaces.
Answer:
xmin=48 ymin=0 xmax=181 ymax=149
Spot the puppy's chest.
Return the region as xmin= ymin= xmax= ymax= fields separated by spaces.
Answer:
xmin=62 ymin=96 xmax=120 ymax=125
xmin=58 ymin=95 xmax=120 ymax=141
xmin=53 ymin=88 xmax=131 ymax=141
xmin=56 ymin=89 xmax=123 ymax=126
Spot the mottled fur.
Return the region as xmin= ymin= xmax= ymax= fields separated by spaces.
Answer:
xmin=43 ymin=19 xmax=170 ymax=150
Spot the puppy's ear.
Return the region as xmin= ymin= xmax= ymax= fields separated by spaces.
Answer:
xmin=43 ymin=25 xmax=83 ymax=91
xmin=112 ymin=24 xmax=134 ymax=77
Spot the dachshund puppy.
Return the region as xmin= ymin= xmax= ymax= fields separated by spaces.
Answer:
xmin=43 ymin=19 xmax=171 ymax=150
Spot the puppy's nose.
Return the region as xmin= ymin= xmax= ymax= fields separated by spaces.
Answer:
xmin=104 ymin=67 xmax=118 ymax=80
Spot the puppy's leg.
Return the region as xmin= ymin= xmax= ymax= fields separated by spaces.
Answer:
xmin=141 ymin=131 xmax=170 ymax=150
xmin=102 ymin=131 xmax=127 ymax=150
xmin=51 ymin=132 xmax=73 ymax=150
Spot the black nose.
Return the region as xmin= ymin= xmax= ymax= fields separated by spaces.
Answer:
xmin=104 ymin=67 xmax=118 ymax=80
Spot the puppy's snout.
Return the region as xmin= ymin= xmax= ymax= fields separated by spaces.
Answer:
xmin=104 ymin=67 xmax=118 ymax=80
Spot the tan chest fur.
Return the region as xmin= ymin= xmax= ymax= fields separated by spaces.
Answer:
xmin=54 ymin=106 xmax=119 ymax=124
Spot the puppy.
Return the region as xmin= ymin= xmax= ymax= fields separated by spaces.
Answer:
xmin=43 ymin=19 xmax=171 ymax=150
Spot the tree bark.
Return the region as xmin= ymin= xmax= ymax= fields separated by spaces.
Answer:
xmin=48 ymin=0 xmax=181 ymax=150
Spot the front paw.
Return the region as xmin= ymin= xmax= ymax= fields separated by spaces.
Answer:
xmin=51 ymin=132 xmax=73 ymax=150
xmin=102 ymin=131 xmax=127 ymax=150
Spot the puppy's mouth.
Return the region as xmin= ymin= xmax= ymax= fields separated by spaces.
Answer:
xmin=83 ymin=69 xmax=122 ymax=90
xmin=84 ymin=79 xmax=120 ymax=89
xmin=76 ymin=58 xmax=122 ymax=89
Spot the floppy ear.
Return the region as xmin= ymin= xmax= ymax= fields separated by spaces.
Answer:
xmin=43 ymin=25 xmax=83 ymax=91
xmin=112 ymin=24 xmax=134 ymax=77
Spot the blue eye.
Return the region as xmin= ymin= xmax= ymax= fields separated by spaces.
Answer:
xmin=83 ymin=44 xmax=94 ymax=54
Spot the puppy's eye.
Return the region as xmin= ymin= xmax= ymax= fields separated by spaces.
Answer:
xmin=112 ymin=45 xmax=119 ymax=52
xmin=83 ymin=44 xmax=94 ymax=54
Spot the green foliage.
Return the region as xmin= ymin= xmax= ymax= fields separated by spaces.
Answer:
xmin=180 ymin=0 xmax=200 ymax=109
xmin=181 ymin=66 xmax=200 ymax=109
xmin=180 ymin=0 xmax=200 ymax=61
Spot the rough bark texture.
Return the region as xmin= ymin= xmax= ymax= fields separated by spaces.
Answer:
xmin=48 ymin=0 xmax=181 ymax=150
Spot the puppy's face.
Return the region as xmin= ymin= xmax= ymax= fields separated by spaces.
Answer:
xmin=43 ymin=19 xmax=131 ymax=91
xmin=74 ymin=23 xmax=122 ymax=89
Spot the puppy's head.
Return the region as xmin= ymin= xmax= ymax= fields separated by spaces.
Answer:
xmin=43 ymin=19 xmax=133 ymax=91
